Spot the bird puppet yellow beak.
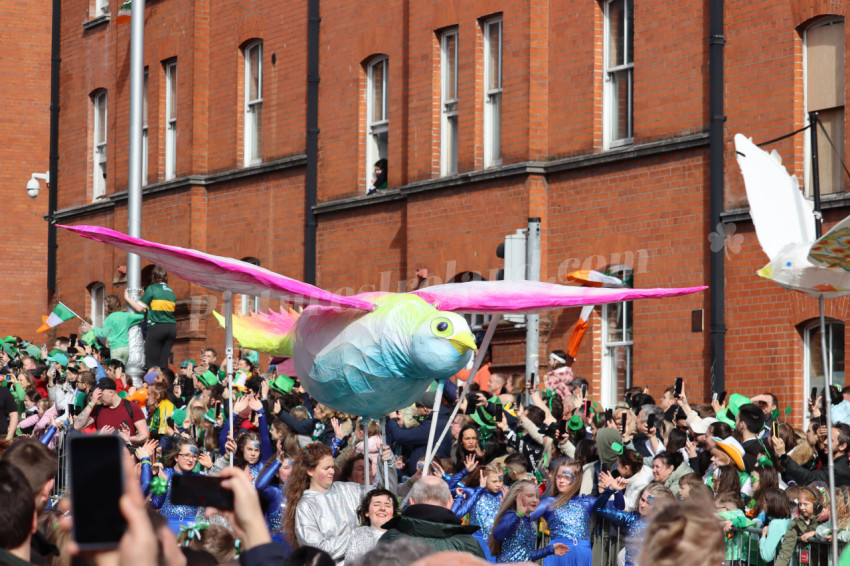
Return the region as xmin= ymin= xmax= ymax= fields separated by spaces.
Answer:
xmin=449 ymin=331 xmax=478 ymax=355
xmin=757 ymin=265 xmax=773 ymax=279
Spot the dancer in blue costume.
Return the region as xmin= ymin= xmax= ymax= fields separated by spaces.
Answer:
xmin=254 ymin=452 xmax=295 ymax=553
xmin=140 ymin=437 xmax=205 ymax=534
xmin=216 ymin=392 xmax=272 ymax=481
xmin=489 ymin=480 xmax=569 ymax=563
xmin=593 ymin=474 xmax=676 ymax=566
xmin=531 ymin=459 xmax=594 ymax=565
xmin=451 ymin=462 xmax=506 ymax=560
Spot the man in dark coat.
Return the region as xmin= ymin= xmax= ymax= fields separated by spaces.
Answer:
xmin=379 ymin=475 xmax=485 ymax=558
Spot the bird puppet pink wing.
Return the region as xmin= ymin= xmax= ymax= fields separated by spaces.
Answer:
xmin=59 ymin=225 xmax=376 ymax=311
xmin=411 ymin=280 xmax=706 ymax=314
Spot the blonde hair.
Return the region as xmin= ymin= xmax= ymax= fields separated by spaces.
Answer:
xmin=638 ymin=501 xmax=725 ymax=566
xmin=488 ymin=480 xmax=536 ymax=556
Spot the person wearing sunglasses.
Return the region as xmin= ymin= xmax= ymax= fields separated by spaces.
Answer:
xmin=139 ymin=437 xmax=204 ymax=534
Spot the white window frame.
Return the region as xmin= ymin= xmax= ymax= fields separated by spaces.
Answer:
xmin=441 ymin=29 xmax=459 ymax=176
xmin=92 ymin=91 xmax=107 ymax=200
xmin=603 ymin=0 xmax=634 ymax=149
xmin=803 ymin=18 xmax=845 ymax=197
xmin=600 ymin=267 xmax=633 ymax=408
xmin=803 ymin=319 xmax=845 ymax=426
xmin=243 ymin=41 xmax=263 ymax=167
xmin=142 ymin=69 xmax=148 ymax=186
xmin=165 ymin=60 xmax=177 ymax=180
xmin=483 ymin=17 xmax=502 ymax=168
xmin=90 ymin=283 xmax=105 ymax=327
xmin=240 ymin=258 xmax=261 ymax=315
xmin=95 ymin=0 xmax=109 ymax=17
xmin=366 ymin=57 xmax=389 ymax=187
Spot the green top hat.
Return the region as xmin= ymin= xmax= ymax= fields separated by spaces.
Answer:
xmin=197 ymin=370 xmax=219 ymax=388
xmin=270 ymin=375 xmax=296 ymax=395
xmin=567 ymin=414 xmax=584 ymax=431
xmin=716 ymin=393 xmax=751 ymax=427
xmin=203 ymin=408 xmax=217 ymax=424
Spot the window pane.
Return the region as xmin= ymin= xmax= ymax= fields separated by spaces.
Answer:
xmin=167 ymin=65 xmax=177 ymax=121
xmin=251 ymin=103 xmax=262 ymax=160
xmin=372 ymin=61 xmax=385 ymax=122
xmin=447 ymin=115 xmax=458 ymax=174
xmin=375 ymin=130 xmax=388 ymax=160
xmin=609 ymin=0 xmax=625 ymax=67
xmin=815 ymin=107 xmax=845 ymax=195
xmin=489 ymin=92 xmax=501 ymax=158
xmin=611 ymin=68 xmax=632 ymax=140
xmin=807 ymin=20 xmax=844 ymax=112
xmin=445 ymin=34 xmax=457 ymax=101
xmin=488 ymin=22 xmax=502 ymax=91
xmin=606 ymin=345 xmax=631 ymax=403
xmin=248 ymin=46 xmax=261 ymax=101
xmin=810 ymin=323 xmax=846 ymax=388
xmin=142 ymin=72 xmax=148 ymax=125
xmin=626 ymin=0 xmax=633 ymax=64
xmin=96 ymin=95 xmax=107 ymax=142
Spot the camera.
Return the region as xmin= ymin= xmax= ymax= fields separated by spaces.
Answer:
xmin=7 ymin=359 xmax=22 ymax=371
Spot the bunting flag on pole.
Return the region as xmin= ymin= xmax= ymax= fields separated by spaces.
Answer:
xmin=116 ymin=0 xmax=131 ymax=24
xmin=37 ymin=302 xmax=78 ymax=333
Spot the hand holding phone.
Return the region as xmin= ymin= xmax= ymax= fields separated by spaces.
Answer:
xmin=674 ymin=377 xmax=683 ymax=398
xmin=171 ymin=475 xmax=234 ymax=510
xmin=69 ymin=434 xmax=126 ymax=549
xmin=647 ymin=414 xmax=656 ymax=432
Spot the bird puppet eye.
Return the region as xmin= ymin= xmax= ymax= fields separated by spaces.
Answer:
xmin=430 ymin=318 xmax=453 ymax=337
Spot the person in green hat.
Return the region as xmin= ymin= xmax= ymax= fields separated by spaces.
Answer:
xmin=80 ymin=295 xmax=144 ymax=366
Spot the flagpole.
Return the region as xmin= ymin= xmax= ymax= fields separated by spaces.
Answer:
xmin=125 ymin=0 xmax=146 ymax=388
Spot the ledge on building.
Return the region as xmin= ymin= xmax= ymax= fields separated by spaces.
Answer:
xmin=313 ymin=132 xmax=710 ymax=216
xmin=52 ymin=154 xmax=307 ymax=221
xmin=721 ymin=191 xmax=850 ymax=224
xmin=82 ymin=14 xmax=110 ymax=30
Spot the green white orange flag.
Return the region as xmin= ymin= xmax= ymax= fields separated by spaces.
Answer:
xmin=37 ymin=302 xmax=79 ymax=333
xmin=116 ymin=0 xmax=131 ymax=24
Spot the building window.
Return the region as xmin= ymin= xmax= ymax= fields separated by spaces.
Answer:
xmin=92 ymin=90 xmax=107 ymax=199
xmin=164 ymin=60 xmax=177 ymax=180
xmin=95 ymin=0 xmax=109 ymax=17
xmin=601 ymin=267 xmax=633 ymax=408
xmin=243 ymin=41 xmax=263 ymax=166
xmin=603 ymin=0 xmax=634 ymax=148
xmin=142 ymin=69 xmax=148 ymax=186
xmin=482 ymin=17 xmax=502 ymax=167
xmin=441 ymin=29 xmax=459 ymax=176
xmin=89 ymin=282 xmax=105 ymax=327
xmin=240 ymin=258 xmax=261 ymax=315
xmin=803 ymin=319 xmax=845 ymax=422
xmin=366 ymin=57 xmax=389 ymax=187
xmin=805 ymin=18 xmax=845 ymax=196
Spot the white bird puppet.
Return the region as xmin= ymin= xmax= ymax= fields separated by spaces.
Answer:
xmin=735 ymin=133 xmax=850 ymax=297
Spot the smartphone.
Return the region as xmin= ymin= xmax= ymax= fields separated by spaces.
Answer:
xmin=69 ymin=333 xmax=78 ymax=350
xmin=620 ymin=413 xmax=627 ymax=434
xmin=811 ymin=387 xmax=818 ymax=402
xmin=69 ymin=434 xmax=126 ymax=549
xmin=493 ymin=404 xmax=503 ymax=423
xmin=214 ymin=402 xmax=221 ymax=420
xmin=171 ymin=474 xmax=234 ymax=510
xmin=583 ymin=399 xmax=591 ymax=418
xmin=581 ymin=384 xmax=588 ymax=397
xmin=772 ymin=420 xmax=778 ymax=437
xmin=166 ymin=417 xmax=175 ymax=429
xmin=674 ymin=377 xmax=683 ymax=398
xmin=647 ymin=414 xmax=656 ymax=431
xmin=558 ymin=418 xmax=568 ymax=436
xmin=718 ymin=391 xmax=727 ymax=404
xmin=600 ymin=463 xmax=609 ymax=474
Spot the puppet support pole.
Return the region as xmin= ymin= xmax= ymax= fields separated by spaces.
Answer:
xmin=427 ymin=314 xmax=502 ymax=463
xmin=381 ymin=418 xmax=390 ymax=489
xmin=819 ymin=296 xmax=839 ymax=563
xmin=224 ymin=291 xmax=234 ymax=468
xmin=363 ymin=418 xmax=371 ymax=488
xmin=422 ymin=380 xmax=445 ymax=476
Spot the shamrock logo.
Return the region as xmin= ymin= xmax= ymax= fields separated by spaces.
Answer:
xmin=708 ymin=222 xmax=744 ymax=259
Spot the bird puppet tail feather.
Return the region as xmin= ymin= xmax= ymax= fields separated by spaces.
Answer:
xmin=212 ymin=307 xmax=298 ymax=357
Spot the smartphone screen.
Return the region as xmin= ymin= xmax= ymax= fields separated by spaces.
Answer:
xmin=558 ymin=418 xmax=568 ymax=436
xmin=718 ymin=391 xmax=727 ymax=404
xmin=811 ymin=387 xmax=818 ymax=402
xmin=581 ymin=384 xmax=588 ymax=397
xmin=647 ymin=414 xmax=656 ymax=431
xmin=171 ymin=474 xmax=234 ymax=510
xmin=583 ymin=399 xmax=591 ymax=418
xmin=493 ymin=404 xmax=503 ymax=423
xmin=620 ymin=413 xmax=627 ymax=434
xmin=69 ymin=435 xmax=126 ymax=549
xmin=674 ymin=377 xmax=683 ymax=398
xmin=69 ymin=333 xmax=78 ymax=350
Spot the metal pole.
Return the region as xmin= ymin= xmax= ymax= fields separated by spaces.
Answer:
xmin=224 ymin=291 xmax=234 ymax=467
xmin=525 ymin=218 xmax=541 ymax=406
xmin=47 ymin=0 xmax=60 ymax=293
xmin=428 ymin=314 xmax=502 ymax=459
xmin=381 ymin=418 xmax=389 ymax=489
xmin=421 ymin=380 xmax=445 ymax=475
xmin=304 ymin=0 xmax=320 ymax=285
xmin=363 ymin=418 xmax=371 ymax=488
xmin=809 ymin=111 xmax=838 ymax=564
xmin=125 ymin=0 xmax=146 ymax=387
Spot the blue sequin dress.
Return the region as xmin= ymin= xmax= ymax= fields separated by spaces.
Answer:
xmin=492 ymin=510 xmax=555 ymax=563
xmin=593 ymin=489 xmax=647 ymax=566
xmin=141 ymin=464 xmax=202 ymax=534
xmin=531 ymin=496 xmax=594 ymax=565
xmin=452 ymin=487 xmax=503 ymax=560
xmin=254 ymin=459 xmax=292 ymax=556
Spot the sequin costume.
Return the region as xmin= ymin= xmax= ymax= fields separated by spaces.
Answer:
xmin=141 ymin=463 xmax=202 ymax=534
xmin=294 ymin=464 xmax=396 ymax=564
xmin=344 ymin=526 xmax=384 ymax=563
xmin=451 ymin=486 xmax=502 ymax=560
xmin=531 ymin=496 xmax=595 ymax=565
xmin=492 ymin=510 xmax=556 ymax=563
xmin=254 ymin=459 xmax=292 ymax=554
xmin=593 ymin=489 xmax=647 ymax=566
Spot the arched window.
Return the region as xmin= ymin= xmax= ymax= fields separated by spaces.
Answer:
xmin=91 ymin=89 xmax=108 ymax=199
xmin=803 ymin=319 xmax=845 ymax=421
xmin=243 ymin=40 xmax=263 ymax=166
xmin=600 ymin=266 xmax=633 ymax=408
xmin=241 ymin=257 xmax=261 ymax=315
xmin=366 ymin=56 xmax=388 ymax=187
xmin=89 ymin=282 xmax=105 ymax=327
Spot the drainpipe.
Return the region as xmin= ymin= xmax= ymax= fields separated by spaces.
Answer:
xmin=709 ymin=0 xmax=726 ymax=395
xmin=47 ymin=0 xmax=61 ymax=293
xmin=304 ymin=0 xmax=320 ymax=285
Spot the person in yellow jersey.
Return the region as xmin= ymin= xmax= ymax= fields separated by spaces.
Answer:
xmin=125 ymin=266 xmax=177 ymax=369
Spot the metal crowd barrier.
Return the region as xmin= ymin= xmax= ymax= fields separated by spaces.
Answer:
xmin=49 ymin=428 xmax=69 ymax=504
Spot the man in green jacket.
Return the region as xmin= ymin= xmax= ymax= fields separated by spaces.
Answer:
xmin=379 ymin=475 xmax=485 ymax=558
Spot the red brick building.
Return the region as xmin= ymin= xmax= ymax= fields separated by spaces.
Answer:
xmin=0 ymin=0 xmax=51 ymax=334
xmin=51 ymin=0 xmax=848 ymax=419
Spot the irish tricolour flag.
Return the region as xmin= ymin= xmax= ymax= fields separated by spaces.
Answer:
xmin=37 ymin=302 xmax=78 ymax=333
